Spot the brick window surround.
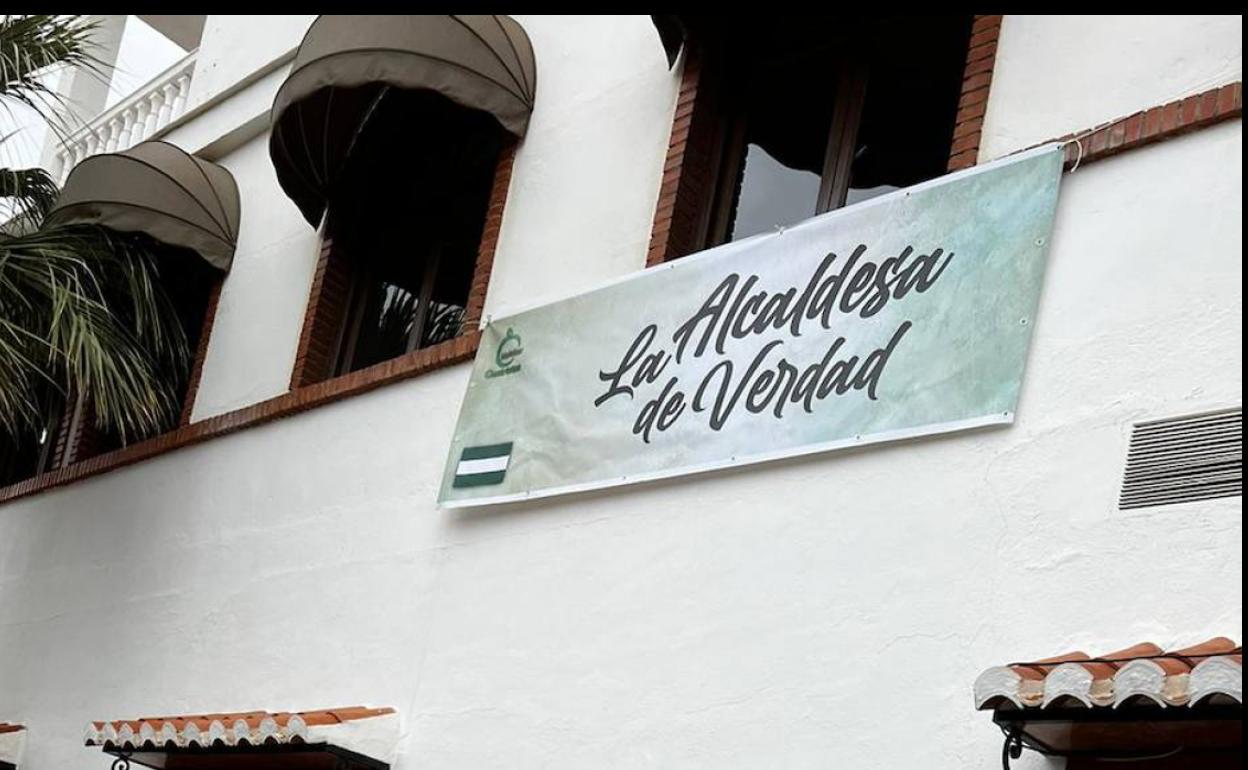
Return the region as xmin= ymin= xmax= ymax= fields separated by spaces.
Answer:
xmin=290 ymin=144 xmax=515 ymax=389
xmin=647 ymin=14 xmax=1003 ymax=266
xmin=1 ymin=68 xmax=1241 ymax=503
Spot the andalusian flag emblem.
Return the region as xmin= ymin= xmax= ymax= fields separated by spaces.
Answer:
xmin=452 ymin=442 xmax=513 ymax=488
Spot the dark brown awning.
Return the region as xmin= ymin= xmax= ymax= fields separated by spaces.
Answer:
xmin=45 ymin=141 xmax=241 ymax=271
xmin=269 ymin=15 xmax=537 ymax=227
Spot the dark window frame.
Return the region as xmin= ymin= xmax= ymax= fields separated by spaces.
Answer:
xmin=290 ymin=143 xmax=515 ymax=389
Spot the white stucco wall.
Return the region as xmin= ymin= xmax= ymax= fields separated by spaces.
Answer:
xmin=187 ymin=14 xmax=314 ymax=110
xmin=188 ymin=133 xmax=320 ymax=419
xmin=1 ymin=15 xmax=1242 ymax=770
xmin=483 ymin=15 xmax=678 ymax=317
xmin=981 ymin=15 xmax=1242 ymax=159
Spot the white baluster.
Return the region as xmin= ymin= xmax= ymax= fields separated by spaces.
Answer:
xmin=117 ymin=108 xmax=137 ymax=150
xmin=99 ymin=120 xmax=117 ymax=153
xmin=84 ymin=130 xmax=100 ymax=158
xmin=171 ymin=73 xmax=191 ymax=118
xmin=157 ymin=83 xmax=177 ymax=126
xmin=111 ymin=117 xmax=126 ymax=152
xmin=114 ymin=115 xmax=128 ymax=150
xmin=131 ymin=101 xmax=150 ymax=146
xmin=143 ymin=90 xmax=162 ymax=136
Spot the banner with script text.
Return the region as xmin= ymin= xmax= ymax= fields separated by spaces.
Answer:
xmin=439 ymin=145 xmax=1063 ymax=506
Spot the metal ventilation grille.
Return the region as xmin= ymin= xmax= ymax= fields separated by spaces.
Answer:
xmin=1120 ymin=408 xmax=1242 ymax=510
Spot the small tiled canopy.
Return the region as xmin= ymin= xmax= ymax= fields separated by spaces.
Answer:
xmin=975 ymin=637 xmax=1242 ymax=710
xmin=977 ymin=637 xmax=1242 ymax=766
xmin=45 ymin=141 xmax=241 ymax=272
xmin=0 ymin=722 xmax=25 ymax=770
xmin=269 ymin=14 xmax=536 ymax=227
xmin=84 ymin=706 xmax=397 ymax=767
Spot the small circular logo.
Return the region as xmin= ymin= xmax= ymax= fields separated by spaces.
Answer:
xmin=486 ymin=327 xmax=525 ymax=378
xmin=496 ymin=328 xmax=523 ymax=368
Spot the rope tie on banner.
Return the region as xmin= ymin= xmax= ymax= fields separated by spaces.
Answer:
xmin=1063 ymin=134 xmax=1086 ymax=173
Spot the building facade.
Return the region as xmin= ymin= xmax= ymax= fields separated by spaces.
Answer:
xmin=0 ymin=14 xmax=1242 ymax=769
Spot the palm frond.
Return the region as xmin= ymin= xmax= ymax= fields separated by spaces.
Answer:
xmin=0 ymin=15 xmax=104 ymax=140
xmin=0 ymin=164 xmax=59 ymax=230
xmin=0 ymin=223 xmax=188 ymax=441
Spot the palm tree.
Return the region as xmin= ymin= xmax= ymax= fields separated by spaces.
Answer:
xmin=1 ymin=15 xmax=189 ymax=473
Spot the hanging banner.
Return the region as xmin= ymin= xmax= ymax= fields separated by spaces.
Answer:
xmin=440 ymin=145 xmax=1063 ymax=507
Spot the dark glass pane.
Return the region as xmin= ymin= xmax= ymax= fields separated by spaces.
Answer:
xmin=845 ymin=16 xmax=972 ymax=207
xmin=348 ymin=280 xmax=421 ymax=371
xmin=0 ymin=426 xmax=49 ymax=485
xmin=1 ymin=378 xmax=69 ymax=481
xmin=730 ymin=143 xmax=822 ymax=240
xmin=719 ymin=45 xmax=836 ymax=243
xmin=326 ymin=88 xmax=498 ymax=375
xmin=422 ymin=301 xmax=466 ymax=348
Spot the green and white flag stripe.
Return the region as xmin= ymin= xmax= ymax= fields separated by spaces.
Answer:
xmin=453 ymin=442 xmax=513 ymax=488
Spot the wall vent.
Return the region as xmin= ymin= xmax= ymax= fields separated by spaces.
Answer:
xmin=1119 ymin=408 xmax=1242 ymax=510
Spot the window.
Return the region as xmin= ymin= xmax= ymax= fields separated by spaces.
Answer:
xmin=657 ymin=15 xmax=973 ymax=258
xmin=293 ymin=89 xmax=510 ymax=385
xmin=0 ymin=140 xmax=237 ymax=488
xmin=1 ymin=235 xmax=218 ymax=482
xmin=50 ymin=237 xmax=218 ymax=468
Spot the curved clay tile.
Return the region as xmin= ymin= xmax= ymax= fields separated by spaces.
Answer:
xmin=84 ymin=706 xmax=399 ymax=762
xmin=974 ymin=637 xmax=1243 ymax=711
xmin=1188 ymin=654 xmax=1243 ymax=706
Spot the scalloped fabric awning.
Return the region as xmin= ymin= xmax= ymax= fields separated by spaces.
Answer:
xmin=269 ymin=14 xmax=536 ymax=227
xmin=974 ymin=636 xmax=1243 ymax=710
xmin=45 ymin=141 xmax=241 ymax=272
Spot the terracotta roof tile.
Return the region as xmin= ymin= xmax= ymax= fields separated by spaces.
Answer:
xmin=84 ymin=706 xmax=398 ymax=761
xmin=974 ymin=637 xmax=1243 ymax=710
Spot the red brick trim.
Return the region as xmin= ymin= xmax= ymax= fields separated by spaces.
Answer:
xmin=5 ymin=82 xmax=1240 ymax=506
xmin=646 ymin=45 xmax=708 ymax=267
xmin=1057 ymin=81 xmax=1242 ymax=169
xmin=464 ymin=144 xmax=517 ymax=329
xmin=948 ymin=15 xmax=1002 ymax=171
xmin=0 ymin=331 xmax=480 ymax=505
xmin=180 ymin=277 xmax=224 ymax=426
xmin=289 ymin=236 xmax=349 ymax=388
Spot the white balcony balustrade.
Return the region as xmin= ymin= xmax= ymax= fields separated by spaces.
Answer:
xmin=54 ymin=51 xmax=197 ymax=183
